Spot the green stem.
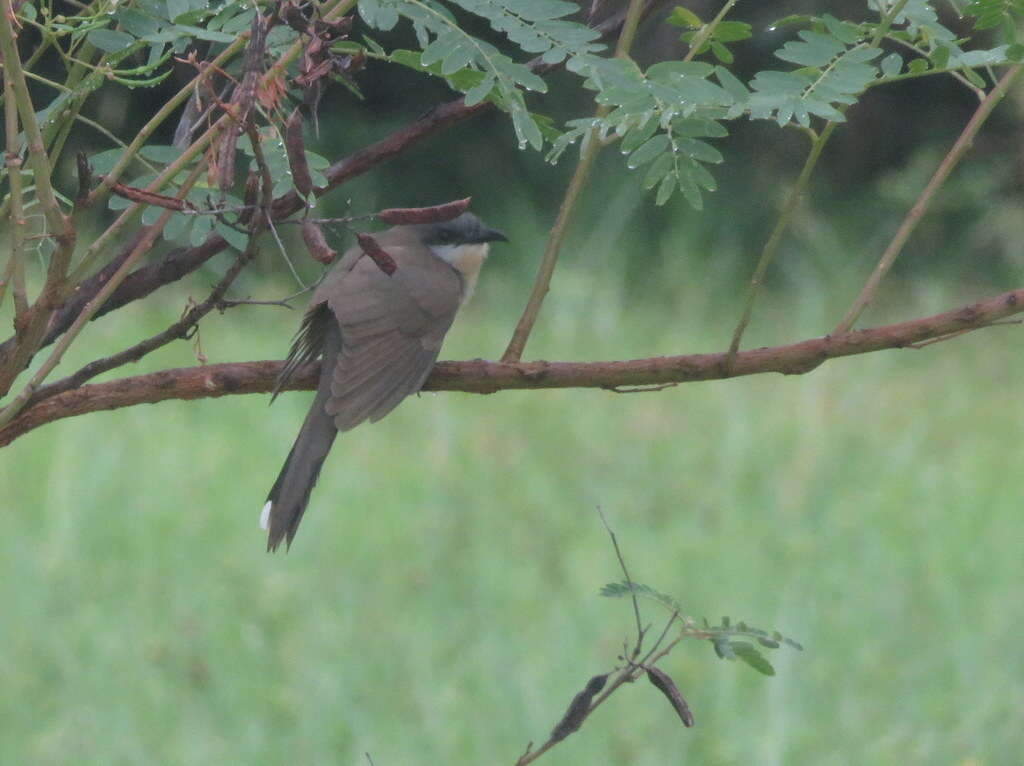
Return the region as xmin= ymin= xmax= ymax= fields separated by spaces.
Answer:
xmin=0 ymin=0 xmax=69 ymax=237
xmin=501 ymin=0 xmax=646 ymax=363
xmin=682 ymin=0 xmax=740 ymax=63
xmin=2 ymin=62 xmax=28 ymax=319
xmin=725 ymin=124 xmax=833 ymax=363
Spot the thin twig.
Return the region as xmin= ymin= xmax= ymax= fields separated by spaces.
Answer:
xmin=500 ymin=0 xmax=648 ymax=363
xmin=905 ymin=319 xmax=1019 ymax=349
xmin=725 ymin=124 xmax=834 ymax=366
xmin=603 ymin=383 xmax=679 ymax=394
xmin=596 ymin=506 xmax=645 ymax=655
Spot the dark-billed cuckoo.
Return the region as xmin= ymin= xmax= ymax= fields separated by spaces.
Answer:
xmin=261 ymin=212 xmax=507 ymax=551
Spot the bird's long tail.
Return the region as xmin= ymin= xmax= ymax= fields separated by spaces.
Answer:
xmin=262 ymin=322 xmax=342 ymax=551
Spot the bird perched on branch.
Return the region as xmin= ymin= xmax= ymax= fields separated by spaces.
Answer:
xmin=261 ymin=212 xmax=508 ymax=551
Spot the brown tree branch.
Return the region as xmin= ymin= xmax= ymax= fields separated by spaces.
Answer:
xmin=3 ymin=288 xmax=1020 ymax=447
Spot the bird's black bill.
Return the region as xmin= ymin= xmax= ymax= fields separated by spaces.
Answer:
xmin=478 ymin=227 xmax=508 ymax=244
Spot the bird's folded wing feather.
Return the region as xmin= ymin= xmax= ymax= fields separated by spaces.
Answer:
xmin=321 ymin=243 xmax=463 ymax=432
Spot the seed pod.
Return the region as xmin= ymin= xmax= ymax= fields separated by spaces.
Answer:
xmin=356 ymin=233 xmax=397 ymax=275
xmin=375 ymin=197 xmax=471 ymax=225
xmin=75 ymin=152 xmax=93 ymax=206
xmin=549 ymin=673 xmax=608 ymax=743
xmin=285 ymin=107 xmax=314 ymax=197
xmin=646 ymin=667 xmax=694 ymax=728
xmin=302 ymin=220 xmax=337 ymax=264
xmin=238 ymin=171 xmax=260 ymax=225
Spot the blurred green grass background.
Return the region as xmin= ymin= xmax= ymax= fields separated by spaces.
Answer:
xmin=4 ymin=220 xmax=1023 ymax=764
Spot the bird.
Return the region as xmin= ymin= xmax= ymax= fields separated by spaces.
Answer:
xmin=261 ymin=212 xmax=508 ymax=551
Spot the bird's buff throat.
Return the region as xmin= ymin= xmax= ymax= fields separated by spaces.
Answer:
xmin=433 ymin=243 xmax=489 ymax=302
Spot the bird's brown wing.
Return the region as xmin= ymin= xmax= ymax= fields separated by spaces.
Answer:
xmin=319 ymin=242 xmax=463 ymax=432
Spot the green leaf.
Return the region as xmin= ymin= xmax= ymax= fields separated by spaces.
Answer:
xmin=117 ymin=8 xmax=163 ymax=37
xmin=880 ymin=52 xmax=902 ymax=77
xmin=600 ymin=580 xmax=682 ymax=612
xmin=619 ymin=115 xmax=658 ymax=153
xmin=655 ymin=172 xmax=676 ymax=205
xmin=770 ymin=14 xmax=814 ymax=29
xmin=216 ymin=221 xmax=251 ymax=252
xmin=775 ymin=30 xmax=846 ymax=67
xmin=163 ymin=212 xmax=191 ymax=242
xmin=667 ymin=6 xmax=702 ymax=28
xmin=962 ymin=67 xmax=987 ymax=88
xmin=464 ymin=75 xmax=496 ymax=106
xmin=359 ymin=0 xmax=400 ymax=31
xmin=730 ymin=641 xmax=776 ymax=676
xmin=712 ymin=21 xmax=752 ymax=43
xmin=710 ymin=40 xmax=733 ymax=64
xmin=676 ymin=137 xmax=722 ymax=164
xmin=821 ymin=14 xmax=861 ymax=44
xmin=1008 ymin=44 xmax=1024 ymax=61
xmin=170 ymin=24 xmax=237 ymax=43
xmin=166 ymin=0 xmax=190 ymax=22
xmin=140 ymin=145 xmax=182 ymax=163
xmin=89 ymin=148 xmax=125 ymax=175
xmin=714 ymin=65 xmax=749 ymax=100
xmin=712 ymin=637 xmax=734 ymax=659
xmin=931 ymin=44 xmax=951 ymax=69
xmin=88 ymin=29 xmax=137 ymax=53
xmin=190 ymin=215 xmax=213 ymax=247
xmin=511 ymin=108 xmax=544 ymax=150
xmin=627 ymin=134 xmax=670 ymax=168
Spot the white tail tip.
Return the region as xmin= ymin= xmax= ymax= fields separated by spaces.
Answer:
xmin=259 ymin=500 xmax=272 ymax=531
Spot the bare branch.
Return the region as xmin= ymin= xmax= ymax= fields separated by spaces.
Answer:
xmin=3 ymin=288 xmax=1021 ymax=446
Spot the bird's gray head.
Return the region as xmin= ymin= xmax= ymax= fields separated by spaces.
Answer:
xmin=413 ymin=212 xmax=508 ymax=247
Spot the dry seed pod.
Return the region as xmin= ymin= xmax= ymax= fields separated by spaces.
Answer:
xmin=302 ymin=220 xmax=337 ymax=264
xmin=646 ymin=667 xmax=694 ymax=728
xmin=375 ymin=197 xmax=471 ymax=225
xmin=549 ymin=673 xmax=609 ymax=743
xmin=356 ymin=233 xmax=397 ymax=275
xmin=239 ymin=170 xmax=260 ymax=224
xmin=285 ymin=108 xmax=314 ymax=197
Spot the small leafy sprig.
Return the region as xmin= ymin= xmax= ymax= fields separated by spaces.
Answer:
xmin=514 ymin=510 xmax=802 ymax=765
xmin=600 ymin=580 xmax=803 ymax=677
